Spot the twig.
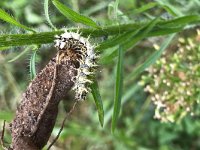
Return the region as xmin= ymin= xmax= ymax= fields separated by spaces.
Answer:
xmin=0 ymin=120 xmax=8 ymax=150
xmin=47 ymin=101 xmax=78 ymax=150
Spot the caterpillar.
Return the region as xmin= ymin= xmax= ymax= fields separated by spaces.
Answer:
xmin=54 ymin=30 xmax=97 ymax=101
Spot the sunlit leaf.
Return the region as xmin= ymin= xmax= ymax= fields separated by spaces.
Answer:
xmin=52 ymin=0 xmax=100 ymax=28
xmin=0 ymin=8 xmax=35 ymax=32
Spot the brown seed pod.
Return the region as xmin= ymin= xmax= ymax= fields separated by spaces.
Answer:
xmin=10 ymin=37 xmax=83 ymax=149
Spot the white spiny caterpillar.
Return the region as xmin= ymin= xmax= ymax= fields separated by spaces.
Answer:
xmin=54 ymin=30 xmax=97 ymax=101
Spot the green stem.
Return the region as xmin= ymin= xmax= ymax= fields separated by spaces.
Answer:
xmin=0 ymin=15 xmax=199 ymax=48
xmin=0 ymin=25 xmax=179 ymax=48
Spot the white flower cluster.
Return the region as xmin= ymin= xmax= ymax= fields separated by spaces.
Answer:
xmin=141 ymin=29 xmax=200 ymax=122
xmin=54 ymin=30 xmax=97 ymax=101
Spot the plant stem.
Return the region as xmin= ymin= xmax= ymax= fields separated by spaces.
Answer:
xmin=0 ymin=15 xmax=199 ymax=48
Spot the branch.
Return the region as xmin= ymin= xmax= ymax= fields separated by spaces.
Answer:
xmin=1 ymin=15 xmax=200 ymax=48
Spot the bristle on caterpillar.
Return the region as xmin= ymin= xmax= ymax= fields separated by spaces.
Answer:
xmin=54 ymin=30 xmax=97 ymax=101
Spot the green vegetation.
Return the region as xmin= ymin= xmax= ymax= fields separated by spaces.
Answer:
xmin=0 ymin=0 xmax=200 ymax=149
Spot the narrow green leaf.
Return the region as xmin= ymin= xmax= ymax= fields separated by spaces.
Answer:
xmin=52 ymin=0 xmax=100 ymax=29
xmin=121 ymin=18 xmax=159 ymax=50
xmin=83 ymin=1 xmax=109 ymax=16
xmin=30 ymin=50 xmax=37 ymax=80
xmin=112 ymin=46 xmax=124 ymax=133
xmin=8 ymin=45 xmax=35 ymax=62
xmin=104 ymin=84 xmax=141 ymax=126
xmin=121 ymin=2 xmax=177 ymax=17
xmin=155 ymin=0 xmax=183 ymax=16
xmin=158 ymin=15 xmax=200 ymax=28
xmin=0 ymin=8 xmax=35 ymax=32
xmin=125 ymin=34 xmax=176 ymax=82
xmin=96 ymin=29 xmax=141 ymax=51
xmin=132 ymin=2 xmax=157 ymax=15
xmin=91 ymin=79 xmax=104 ymax=127
xmin=114 ymin=0 xmax=120 ymax=20
xmin=100 ymin=18 xmax=159 ymax=64
xmin=136 ymin=2 xmax=178 ymax=17
xmin=148 ymin=26 xmax=182 ymax=37
xmin=159 ymin=4 xmax=178 ymax=17
xmin=44 ymin=0 xmax=57 ymax=30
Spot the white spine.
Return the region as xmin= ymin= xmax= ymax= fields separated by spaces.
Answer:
xmin=54 ymin=30 xmax=97 ymax=101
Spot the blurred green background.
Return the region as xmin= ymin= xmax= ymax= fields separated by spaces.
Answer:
xmin=0 ymin=0 xmax=200 ymax=150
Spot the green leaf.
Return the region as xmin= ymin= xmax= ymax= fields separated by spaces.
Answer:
xmin=0 ymin=8 xmax=35 ymax=32
xmin=114 ymin=0 xmax=120 ymax=20
xmin=131 ymin=2 xmax=157 ymax=15
xmin=44 ymin=0 xmax=57 ymax=30
xmin=91 ymin=79 xmax=104 ymax=127
xmin=52 ymin=0 xmax=100 ymax=29
xmin=8 ymin=45 xmax=35 ymax=62
xmin=83 ymin=1 xmax=110 ymax=16
xmin=100 ymin=18 xmax=159 ymax=64
xmin=159 ymin=4 xmax=178 ymax=17
xmin=96 ymin=29 xmax=140 ymax=51
xmin=155 ymin=0 xmax=183 ymax=16
xmin=121 ymin=2 xmax=177 ymax=17
xmin=158 ymin=15 xmax=200 ymax=28
xmin=104 ymin=83 xmax=141 ymax=127
xmin=125 ymin=34 xmax=176 ymax=82
xmin=112 ymin=46 xmax=124 ymax=133
xmin=121 ymin=18 xmax=158 ymax=50
xmin=30 ymin=50 xmax=37 ymax=80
